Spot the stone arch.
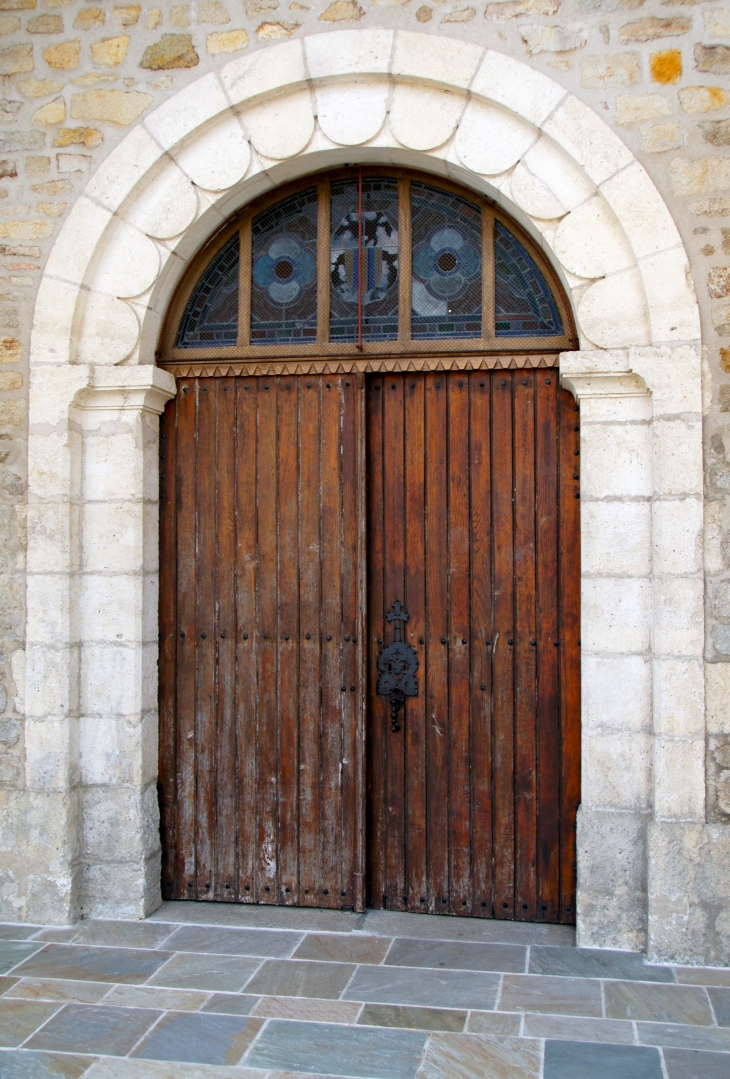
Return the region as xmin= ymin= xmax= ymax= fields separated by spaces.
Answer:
xmin=23 ymin=30 xmax=713 ymax=964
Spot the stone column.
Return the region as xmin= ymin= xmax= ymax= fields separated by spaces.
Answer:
xmin=562 ymin=351 xmax=654 ymax=953
xmin=21 ymin=365 xmax=175 ymax=924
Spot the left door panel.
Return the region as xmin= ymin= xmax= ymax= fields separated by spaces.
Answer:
xmin=159 ymin=375 xmax=365 ymax=909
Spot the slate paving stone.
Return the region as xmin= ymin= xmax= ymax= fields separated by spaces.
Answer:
xmin=523 ymin=1013 xmax=635 ymax=1044
xmin=361 ymin=910 xmax=574 ymax=947
xmin=0 ymin=927 xmax=43 ymax=942
xmin=0 ymin=944 xmax=45 ymax=976
xmin=637 ymin=1021 xmax=730 ymax=1052
xmin=418 ymin=1033 xmax=541 ymax=1079
xmin=544 ymin=1040 xmax=664 ymax=1079
xmin=245 ymin=1019 xmax=426 ymax=1078
xmin=147 ymin=952 xmax=262 ymax=992
xmin=0 ymin=1049 xmax=94 ymax=1078
xmin=663 ymin=1048 xmax=730 ymax=1079
xmin=604 ymin=981 xmax=714 ymax=1025
xmin=0 ymin=1000 xmax=62 ymax=1047
xmin=499 ymin=974 xmax=603 ymax=1017
xmin=163 ymin=925 xmax=302 ymax=959
xmin=385 ymin=937 xmax=526 ymax=974
xmin=0 ymin=975 xmax=19 ymax=994
xmin=11 ymin=946 xmax=172 ymax=985
xmin=102 ymin=984 xmax=211 ymax=1011
xmin=252 ymin=996 xmax=362 ymax=1023
xmin=529 ymin=947 xmax=674 ymax=983
xmin=675 ymin=967 xmax=730 ymax=988
xmin=5 ymin=979 xmax=111 ymax=1004
xmin=464 ymin=1012 xmax=522 ymax=1036
xmin=26 ymin=1004 xmax=159 ymax=1056
xmin=132 ymin=1011 xmax=264 ymax=1066
xmin=343 ymin=965 xmax=500 ymax=1010
xmin=35 ymin=922 xmax=175 ymax=952
xmin=202 ymin=993 xmax=260 ymax=1016
xmin=293 ymin=933 xmax=391 ymax=965
xmin=149 ymin=901 xmax=360 ymax=934
xmin=243 ymin=959 xmax=355 ymax=1000
xmin=84 ymin=1061 xmax=268 ymax=1079
xmin=358 ymin=1003 xmax=466 ymax=1031
xmin=709 ymin=986 xmax=730 ymax=1026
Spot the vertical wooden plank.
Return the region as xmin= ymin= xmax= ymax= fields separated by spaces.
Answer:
xmin=215 ymin=378 xmax=237 ymax=901
xmin=468 ymin=371 xmax=493 ymax=918
xmin=340 ymin=376 xmax=359 ymax=908
xmin=320 ymin=375 xmax=343 ymax=908
xmin=174 ymin=380 xmax=197 ymax=899
xmin=159 ymin=395 xmax=177 ymax=901
xmin=425 ymin=374 xmax=449 ymax=915
xmin=535 ymin=373 xmax=560 ymax=922
xmin=383 ymin=375 xmax=406 ymax=910
xmin=513 ymin=372 xmax=538 ymax=922
xmin=257 ymin=377 xmax=279 ymax=904
xmin=278 ymin=378 xmax=300 ymax=904
xmin=235 ymin=378 xmax=258 ymax=902
xmin=447 ymin=373 xmax=472 ymax=916
xmin=559 ymin=386 xmax=581 ymax=925
xmin=355 ymin=371 xmax=367 ymax=913
xmin=194 ymin=379 xmax=217 ymax=901
xmin=366 ymin=378 xmax=386 ymax=909
xmin=491 ymin=372 xmax=515 ymax=919
xmin=404 ymin=374 xmax=427 ymax=914
xmin=298 ymin=376 xmax=322 ymax=906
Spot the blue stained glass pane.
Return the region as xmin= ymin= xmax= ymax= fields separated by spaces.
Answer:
xmin=495 ymin=221 xmax=563 ymax=337
xmin=251 ymin=187 xmax=318 ymax=345
xmin=176 ymin=233 xmax=239 ymax=348
xmin=330 ymin=177 xmax=399 ymax=343
xmin=411 ymin=181 xmax=482 ymax=340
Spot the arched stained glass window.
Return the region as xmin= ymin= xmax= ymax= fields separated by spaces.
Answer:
xmin=495 ymin=222 xmax=564 ymax=337
xmin=165 ymin=169 xmax=574 ymax=366
xmin=175 ymin=233 xmax=239 ymax=349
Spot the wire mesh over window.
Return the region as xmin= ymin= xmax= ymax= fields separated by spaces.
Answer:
xmin=330 ymin=177 xmax=399 ymax=343
xmin=251 ymin=186 xmax=318 ymax=345
xmin=411 ymin=181 xmax=482 ymax=341
xmin=495 ymin=222 xmax=564 ymax=337
xmin=176 ymin=233 xmax=239 ymax=349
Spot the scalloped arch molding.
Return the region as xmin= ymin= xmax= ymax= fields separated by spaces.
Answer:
xmin=21 ymin=30 xmax=725 ymax=966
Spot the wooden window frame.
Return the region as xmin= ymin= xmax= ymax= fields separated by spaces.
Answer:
xmin=159 ymin=167 xmax=577 ymax=376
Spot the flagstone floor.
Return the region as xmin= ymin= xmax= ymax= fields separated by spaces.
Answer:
xmin=0 ymin=902 xmax=729 ymax=1079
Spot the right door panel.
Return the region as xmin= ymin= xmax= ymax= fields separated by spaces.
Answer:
xmin=366 ymin=369 xmax=580 ymax=923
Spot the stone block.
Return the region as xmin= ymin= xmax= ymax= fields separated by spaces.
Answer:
xmin=630 ymin=345 xmax=703 ymax=416
xmin=173 ymin=112 xmax=248 ymax=191
xmin=655 ymin=737 xmax=705 ymax=819
xmin=0 ymin=43 xmax=33 ymax=75
xmin=582 ymin=577 xmax=652 ymax=653
xmin=24 ymin=716 xmax=79 ymax=792
xmin=242 ymin=88 xmax=314 ymax=160
xmin=554 ymin=196 xmax=633 ymax=279
xmin=705 ymin=662 xmax=730 ymax=733
xmin=515 ymin=136 xmax=595 ymax=216
xmin=391 ymin=84 xmax=465 ymax=154
xmin=577 ymin=807 xmax=648 ymax=952
xmin=74 ymin=8 xmax=105 ymax=29
xmin=144 ymin=70 xmax=228 ymax=150
xmin=81 ymin=501 xmax=146 ymax=575
xmin=318 ymin=0 xmax=363 ymax=19
xmin=93 ymin=219 xmax=159 ymax=299
xmin=31 ymin=97 xmax=66 ymax=126
xmin=82 ymin=785 xmax=150 ymax=862
xmin=581 ymin=500 xmax=651 ymax=576
xmin=648 ymin=820 xmax=730 ymax=965
xmin=601 ymin=163 xmax=680 ymax=261
xmin=456 ymin=98 xmax=536 ymax=174
xmin=76 ymin=291 xmax=140 ymax=366
xmin=140 ymin=33 xmax=199 ymax=69
xmin=90 ymin=35 xmax=129 ymax=67
xmin=615 ymin=93 xmax=671 ymax=125
xmin=653 ymin=418 xmax=703 ymax=496
xmin=199 ymin=0 xmax=230 ymax=23
xmin=472 ymin=48 xmax=566 ymax=126
xmin=304 ymin=28 xmax=392 ymax=78
xmin=695 ymin=43 xmax=730 ymax=74
xmin=79 ymin=573 xmax=148 ymax=644
xmin=80 ymin=710 xmax=156 ymax=787
xmin=581 ymin=52 xmax=641 ymax=87
xmin=653 ymin=499 xmax=703 ymax=576
xmin=80 ymin=641 xmax=157 ymax=717
xmin=679 ymin=85 xmax=730 ymax=112
xmin=43 ymin=195 xmax=111 ymax=287
xmin=221 ymin=38 xmax=305 ymax=104
xmin=56 ymin=152 xmax=90 ymax=173
xmin=620 ymin=16 xmax=691 ymax=42
xmin=84 ymin=126 xmax=163 ymax=214
xmin=70 ymin=90 xmax=153 ymax=127
xmin=579 ymin=269 xmax=652 ymax=348
xmin=206 ymin=29 xmax=249 ymax=54
xmin=392 ymin=29 xmax=483 ymax=88
xmin=18 ymin=78 xmax=63 ymax=99
xmin=641 ymin=122 xmax=684 ymax=153
xmin=0 ymin=15 xmax=20 ymax=33
xmin=583 ymin=730 xmax=652 ymax=810
xmin=24 ymin=643 xmax=78 ymax=720
xmin=708 ymin=266 xmax=730 ymax=296
xmin=582 ymin=654 xmax=652 ymax=733
xmin=81 ymin=853 xmax=160 ymax=920
xmin=42 ymin=38 xmax=79 ymax=70
xmin=671 ymin=157 xmax=730 ymax=195
xmin=651 ymin=49 xmax=682 ymax=85
xmin=125 ymin=158 xmax=197 ymax=241
xmin=580 ymin=420 xmax=652 ymax=499
xmin=654 ymin=577 xmax=705 ymax=657
xmin=520 ymin=24 xmax=587 ymax=55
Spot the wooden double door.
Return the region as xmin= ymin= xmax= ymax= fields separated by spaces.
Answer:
xmin=159 ymin=367 xmax=580 ymax=923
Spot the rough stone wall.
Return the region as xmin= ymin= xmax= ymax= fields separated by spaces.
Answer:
xmin=0 ymin=0 xmax=728 ymax=925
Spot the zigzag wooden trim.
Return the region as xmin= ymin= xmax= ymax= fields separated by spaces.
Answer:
xmin=161 ymin=354 xmax=560 ymax=378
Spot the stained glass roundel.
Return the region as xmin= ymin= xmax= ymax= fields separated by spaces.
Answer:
xmin=175 ymin=232 xmax=239 ymax=348
xmin=251 ymin=186 xmax=318 ymax=344
xmin=495 ymin=222 xmax=563 ymax=337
